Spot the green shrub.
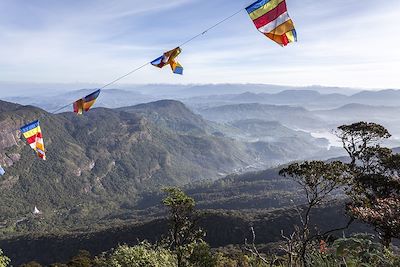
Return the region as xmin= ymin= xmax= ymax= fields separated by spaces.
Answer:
xmin=305 ymin=234 xmax=400 ymax=267
xmin=67 ymin=250 xmax=92 ymax=267
xmin=94 ymin=242 xmax=177 ymax=267
xmin=19 ymin=261 xmax=42 ymax=267
xmin=0 ymin=250 xmax=9 ymax=267
xmin=188 ymin=241 xmax=216 ymax=267
xmin=333 ymin=234 xmax=389 ymax=266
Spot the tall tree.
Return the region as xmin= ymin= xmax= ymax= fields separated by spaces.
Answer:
xmin=162 ymin=187 xmax=204 ymax=267
xmin=337 ymin=122 xmax=400 ymax=247
xmin=279 ymin=160 xmax=348 ymax=266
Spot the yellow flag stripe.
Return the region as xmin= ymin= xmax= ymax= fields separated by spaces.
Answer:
xmin=249 ymin=0 xmax=284 ymax=20
xmin=22 ymin=126 xmax=41 ymax=139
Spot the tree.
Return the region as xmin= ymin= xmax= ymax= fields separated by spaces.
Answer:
xmin=162 ymin=187 xmax=204 ymax=267
xmin=337 ymin=122 xmax=400 ymax=247
xmin=279 ymin=161 xmax=349 ymax=266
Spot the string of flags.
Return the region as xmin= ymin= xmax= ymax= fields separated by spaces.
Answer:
xmin=3 ymin=0 xmax=297 ymax=168
xmin=19 ymin=90 xmax=101 ymax=160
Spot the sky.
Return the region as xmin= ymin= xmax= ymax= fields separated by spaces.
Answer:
xmin=0 ymin=0 xmax=400 ymax=90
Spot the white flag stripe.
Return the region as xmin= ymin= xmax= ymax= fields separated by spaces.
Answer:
xmin=257 ymin=12 xmax=290 ymax=33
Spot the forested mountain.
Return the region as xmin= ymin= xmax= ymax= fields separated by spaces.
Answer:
xmin=0 ymin=100 xmax=254 ymax=233
xmin=0 ymin=99 xmax=333 ymax=238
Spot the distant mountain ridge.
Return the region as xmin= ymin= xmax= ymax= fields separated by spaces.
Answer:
xmin=4 ymin=89 xmax=155 ymax=112
xmin=3 ymin=85 xmax=400 ymax=112
xmin=184 ymin=88 xmax=400 ymax=109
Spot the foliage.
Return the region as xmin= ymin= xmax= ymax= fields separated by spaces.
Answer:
xmin=348 ymin=197 xmax=400 ymax=243
xmin=214 ymin=253 xmax=239 ymax=267
xmin=304 ymin=234 xmax=400 ymax=267
xmin=0 ymin=249 xmax=10 ymax=267
xmin=187 ymin=241 xmax=216 ymax=267
xmin=94 ymin=242 xmax=177 ymax=267
xmin=214 ymin=251 xmax=267 ymax=267
xmin=13 ymin=185 xmax=400 ymax=267
xmin=19 ymin=262 xmax=42 ymax=267
xmin=332 ymin=234 xmax=388 ymax=266
xmin=66 ymin=250 xmax=93 ymax=267
xmin=279 ymin=161 xmax=348 ymax=205
xmin=304 ymin=251 xmax=337 ymax=267
xmin=337 ymin=122 xmax=391 ymax=167
xmin=321 ymin=234 xmax=399 ymax=267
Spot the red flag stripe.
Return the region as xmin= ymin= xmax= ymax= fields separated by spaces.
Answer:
xmin=253 ymin=0 xmax=287 ymax=29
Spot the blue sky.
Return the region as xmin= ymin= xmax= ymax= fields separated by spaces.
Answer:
xmin=0 ymin=0 xmax=400 ymax=89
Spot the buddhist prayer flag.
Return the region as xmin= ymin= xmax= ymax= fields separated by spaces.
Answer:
xmin=151 ymin=47 xmax=183 ymax=75
xmin=20 ymin=120 xmax=46 ymax=160
xmin=246 ymin=0 xmax=297 ymax=46
xmin=0 ymin=166 xmax=5 ymax=176
xmin=73 ymin=89 xmax=101 ymax=115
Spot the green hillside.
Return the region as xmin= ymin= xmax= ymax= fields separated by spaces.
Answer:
xmin=0 ymin=99 xmax=340 ymax=240
xmin=0 ymin=100 xmax=257 ymax=236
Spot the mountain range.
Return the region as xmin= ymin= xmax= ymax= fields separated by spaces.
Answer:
xmin=5 ymin=85 xmax=400 ymax=111
xmin=0 ymin=99 xmax=333 ymax=238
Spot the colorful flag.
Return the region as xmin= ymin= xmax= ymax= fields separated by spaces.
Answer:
xmin=73 ymin=89 xmax=101 ymax=115
xmin=0 ymin=166 xmax=5 ymax=176
xmin=151 ymin=47 xmax=183 ymax=75
xmin=246 ymin=0 xmax=297 ymax=46
xmin=20 ymin=120 xmax=46 ymax=160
